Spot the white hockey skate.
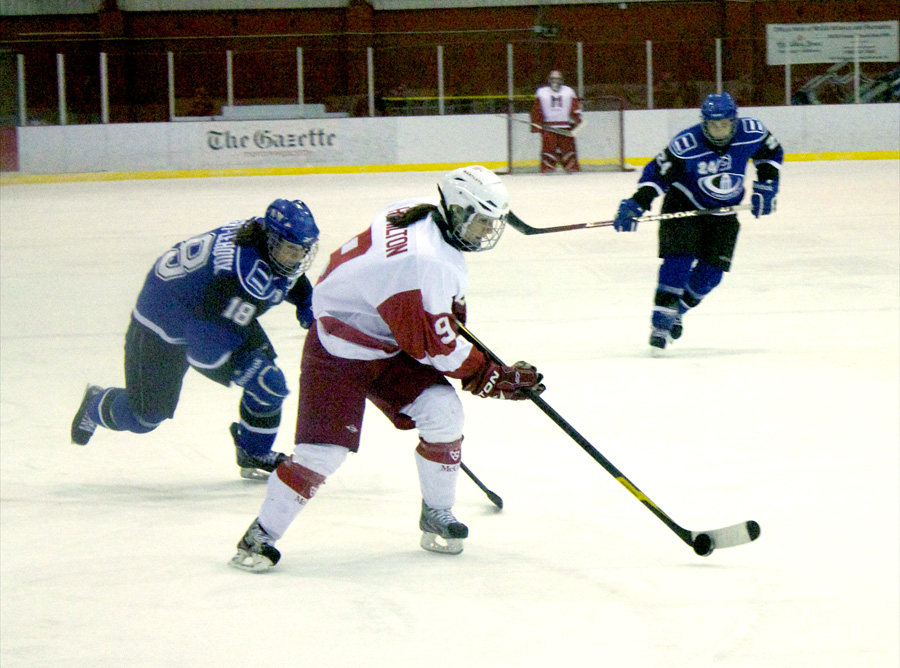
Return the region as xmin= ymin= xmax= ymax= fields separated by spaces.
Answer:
xmin=419 ymin=501 xmax=468 ymax=555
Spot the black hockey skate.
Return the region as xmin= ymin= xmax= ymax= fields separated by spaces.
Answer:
xmin=71 ymin=385 xmax=104 ymax=445
xmin=419 ymin=501 xmax=468 ymax=555
xmin=670 ymin=314 xmax=684 ymax=340
xmin=230 ymin=518 xmax=281 ymax=572
xmin=649 ymin=327 xmax=669 ymax=351
xmin=231 ymin=423 xmax=288 ymax=481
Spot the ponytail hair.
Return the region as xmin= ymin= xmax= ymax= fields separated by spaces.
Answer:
xmin=387 ymin=203 xmax=444 ymax=229
xmin=234 ymin=218 xmax=267 ymax=247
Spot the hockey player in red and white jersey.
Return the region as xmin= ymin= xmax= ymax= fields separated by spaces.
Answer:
xmin=531 ymin=70 xmax=582 ymax=173
xmin=231 ymin=166 xmax=546 ymax=571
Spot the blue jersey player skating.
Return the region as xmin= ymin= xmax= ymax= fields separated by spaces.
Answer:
xmin=70 ymin=199 xmax=320 ymax=480
xmin=613 ymin=92 xmax=783 ymax=350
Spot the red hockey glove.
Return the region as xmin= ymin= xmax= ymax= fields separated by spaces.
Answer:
xmin=452 ymin=297 xmax=467 ymax=325
xmin=463 ymin=360 xmax=545 ymax=400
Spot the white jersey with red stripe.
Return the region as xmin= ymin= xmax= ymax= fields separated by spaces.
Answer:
xmin=311 ymin=197 xmax=483 ymax=380
xmin=532 ymin=84 xmax=582 ymax=129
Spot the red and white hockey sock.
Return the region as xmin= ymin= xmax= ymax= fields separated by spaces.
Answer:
xmin=257 ymin=460 xmax=326 ymax=539
xmin=414 ymin=438 xmax=462 ymax=509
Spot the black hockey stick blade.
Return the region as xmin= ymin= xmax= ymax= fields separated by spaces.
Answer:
xmin=507 ymin=211 xmax=606 ymax=235
xmin=461 ymin=461 xmax=503 ymax=509
xmin=456 ymin=323 xmax=760 ymax=556
xmin=507 ymin=204 xmax=753 ymax=236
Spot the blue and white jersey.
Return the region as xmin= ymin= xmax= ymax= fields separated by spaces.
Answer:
xmin=638 ymin=117 xmax=783 ymax=212
xmin=132 ymin=218 xmax=298 ymax=371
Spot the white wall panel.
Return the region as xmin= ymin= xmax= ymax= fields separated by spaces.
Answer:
xmin=16 ymin=103 xmax=900 ymax=175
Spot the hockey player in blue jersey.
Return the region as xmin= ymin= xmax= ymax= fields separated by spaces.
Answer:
xmin=70 ymin=198 xmax=320 ymax=479
xmin=613 ymin=92 xmax=783 ymax=350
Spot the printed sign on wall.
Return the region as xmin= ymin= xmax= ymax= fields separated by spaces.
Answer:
xmin=766 ymin=21 xmax=899 ymax=65
xmin=170 ymin=119 xmax=397 ymax=169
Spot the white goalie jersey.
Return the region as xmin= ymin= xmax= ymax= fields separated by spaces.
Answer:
xmin=311 ymin=197 xmax=484 ymax=380
xmin=532 ymin=84 xmax=582 ymax=131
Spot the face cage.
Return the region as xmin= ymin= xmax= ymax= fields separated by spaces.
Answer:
xmin=451 ymin=209 xmax=507 ymax=252
xmin=267 ymin=237 xmax=318 ymax=277
xmin=702 ymin=118 xmax=737 ymax=146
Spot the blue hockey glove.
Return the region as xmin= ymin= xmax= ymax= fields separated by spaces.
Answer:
xmin=288 ymin=274 xmax=314 ymax=329
xmin=233 ymin=351 xmax=289 ymax=407
xmin=751 ymin=180 xmax=778 ymax=218
xmin=296 ymin=303 xmax=314 ymax=329
xmin=614 ymin=198 xmax=644 ymax=232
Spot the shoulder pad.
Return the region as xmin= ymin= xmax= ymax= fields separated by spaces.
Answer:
xmin=668 ymin=126 xmax=704 ymax=158
xmin=738 ymin=117 xmax=768 ymax=136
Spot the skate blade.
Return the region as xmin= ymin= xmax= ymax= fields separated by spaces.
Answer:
xmin=420 ymin=531 xmax=464 ymax=555
xmin=239 ymin=467 xmax=270 ymax=481
xmin=229 ymin=550 xmax=276 ymax=572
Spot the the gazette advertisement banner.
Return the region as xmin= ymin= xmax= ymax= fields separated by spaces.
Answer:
xmin=766 ymin=21 xmax=899 ymax=65
xmin=188 ymin=119 xmax=396 ymax=169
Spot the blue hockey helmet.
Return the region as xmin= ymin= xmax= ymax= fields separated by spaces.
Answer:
xmin=263 ymin=199 xmax=320 ymax=276
xmin=700 ymin=92 xmax=738 ymax=146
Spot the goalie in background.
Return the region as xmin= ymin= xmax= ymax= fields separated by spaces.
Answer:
xmin=613 ymin=92 xmax=783 ymax=351
xmin=531 ymin=69 xmax=582 ymax=173
xmin=230 ymin=166 xmax=545 ymax=572
xmin=70 ymin=199 xmax=320 ymax=481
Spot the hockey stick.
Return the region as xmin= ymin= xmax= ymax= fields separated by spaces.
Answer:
xmin=461 ymin=461 xmax=503 ymax=509
xmin=457 ymin=323 xmax=760 ymax=556
xmin=497 ymin=115 xmax=579 ymax=137
xmin=507 ymin=204 xmax=753 ymax=236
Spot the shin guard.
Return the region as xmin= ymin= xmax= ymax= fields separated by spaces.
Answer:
xmin=679 ymin=262 xmax=724 ymax=314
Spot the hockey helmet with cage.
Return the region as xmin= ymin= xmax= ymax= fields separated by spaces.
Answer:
xmin=263 ymin=199 xmax=320 ymax=277
xmin=548 ymin=70 xmax=564 ymax=92
xmin=700 ymin=92 xmax=738 ymax=147
xmin=437 ymin=165 xmax=510 ymax=253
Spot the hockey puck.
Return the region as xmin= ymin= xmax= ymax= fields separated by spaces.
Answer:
xmin=693 ymin=533 xmax=714 ymax=557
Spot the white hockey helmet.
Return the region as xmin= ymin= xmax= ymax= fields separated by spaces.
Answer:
xmin=437 ymin=165 xmax=510 ymax=252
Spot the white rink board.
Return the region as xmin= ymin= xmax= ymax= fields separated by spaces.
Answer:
xmin=14 ymin=103 xmax=899 ymax=175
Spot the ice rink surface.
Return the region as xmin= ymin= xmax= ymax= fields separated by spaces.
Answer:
xmin=1 ymin=160 xmax=898 ymax=667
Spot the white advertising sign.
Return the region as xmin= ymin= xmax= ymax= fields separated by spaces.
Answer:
xmin=173 ymin=119 xmax=397 ymax=169
xmin=766 ymin=21 xmax=899 ymax=65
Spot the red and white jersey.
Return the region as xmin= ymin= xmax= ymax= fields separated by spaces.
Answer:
xmin=532 ymin=84 xmax=582 ymax=130
xmin=312 ymin=197 xmax=484 ymax=380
